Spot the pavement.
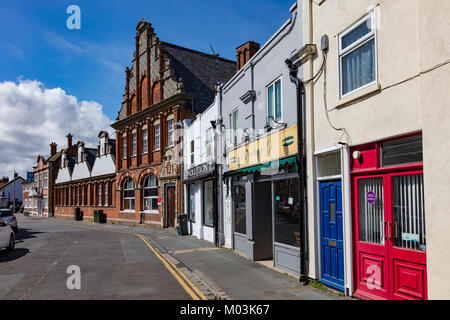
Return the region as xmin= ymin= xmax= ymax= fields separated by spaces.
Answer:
xmin=0 ymin=214 xmax=345 ymax=300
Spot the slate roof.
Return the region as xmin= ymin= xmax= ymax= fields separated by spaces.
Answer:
xmin=162 ymin=42 xmax=236 ymax=113
xmin=84 ymin=148 xmax=98 ymax=170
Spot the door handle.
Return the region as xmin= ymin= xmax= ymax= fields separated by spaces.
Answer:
xmin=384 ymin=221 xmax=388 ymax=241
xmin=388 ymin=222 xmax=393 ymax=241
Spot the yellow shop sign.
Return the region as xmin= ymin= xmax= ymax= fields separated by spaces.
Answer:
xmin=227 ymin=124 xmax=298 ymax=171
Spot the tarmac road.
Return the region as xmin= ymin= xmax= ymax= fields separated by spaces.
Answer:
xmin=0 ymin=215 xmax=192 ymax=300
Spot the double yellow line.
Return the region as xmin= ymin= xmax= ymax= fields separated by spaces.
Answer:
xmin=135 ymin=233 xmax=207 ymax=300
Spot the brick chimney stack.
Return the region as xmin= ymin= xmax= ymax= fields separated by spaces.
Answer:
xmin=67 ymin=133 xmax=73 ymax=155
xmin=236 ymin=41 xmax=260 ymax=71
xmin=50 ymin=142 xmax=57 ymax=156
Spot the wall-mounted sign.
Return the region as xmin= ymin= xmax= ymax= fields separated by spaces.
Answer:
xmin=185 ymin=162 xmax=215 ymax=181
xmin=367 ymin=191 xmax=376 ymax=204
xmin=227 ymin=124 xmax=298 ymax=171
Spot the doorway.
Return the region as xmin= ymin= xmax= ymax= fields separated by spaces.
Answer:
xmin=354 ymin=172 xmax=427 ymax=300
xmin=165 ymin=185 xmax=176 ymax=228
xmin=320 ymin=180 xmax=344 ymax=291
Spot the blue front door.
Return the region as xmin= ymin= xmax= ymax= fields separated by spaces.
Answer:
xmin=320 ymin=181 xmax=344 ymax=291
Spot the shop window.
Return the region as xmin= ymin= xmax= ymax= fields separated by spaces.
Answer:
xmin=123 ymin=178 xmax=135 ymax=211
xmin=234 ymin=185 xmax=246 ymax=235
xmin=381 ymin=135 xmax=422 ymax=167
xmin=203 ymin=180 xmax=214 ymax=227
xmin=188 ymin=184 xmax=196 ymax=222
xmin=392 ymin=174 xmax=426 ymax=251
xmin=339 ymin=10 xmax=376 ymax=97
xmin=143 ymin=175 xmax=158 ymax=211
xmin=274 ymin=179 xmax=300 ymax=247
xmin=317 ymin=151 xmax=341 ymax=178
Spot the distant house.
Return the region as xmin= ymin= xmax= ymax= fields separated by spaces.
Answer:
xmin=0 ymin=174 xmax=25 ymax=208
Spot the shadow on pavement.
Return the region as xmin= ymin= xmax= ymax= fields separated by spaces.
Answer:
xmin=0 ymin=248 xmax=30 ymax=263
xmin=14 ymin=228 xmax=44 ymax=243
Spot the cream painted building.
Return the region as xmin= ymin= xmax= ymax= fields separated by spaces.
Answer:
xmin=297 ymin=0 xmax=449 ymax=299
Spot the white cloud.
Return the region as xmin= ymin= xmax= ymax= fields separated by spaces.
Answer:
xmin=0 ymin=79 xmax=112 ymax=179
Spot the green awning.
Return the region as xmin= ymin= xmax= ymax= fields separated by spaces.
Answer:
xmin=237 ymin=155 xmax=298 ymax=174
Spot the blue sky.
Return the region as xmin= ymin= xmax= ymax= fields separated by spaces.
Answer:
xmin=0 ymin=0 xmax=296 ymax=121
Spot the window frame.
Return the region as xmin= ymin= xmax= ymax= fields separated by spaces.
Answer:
xmin=167 ymin=120 xmax=175 ymax=148
xmin=43 ymin=172 xmax=48 ymax=189
xmin=202 ymin=179 xmax=215 ymax=228
xmin=229 ymin=109 xmax=238 ymax=146
xmin=190 ymin=140 xmax=195 ymax=166
xmin=142 ymin=175 xmax=159 ymax=213
xmin=122 ymin=178 xmax=135 ymax=211
xmin=154 ymin=125 xmax=161 ymax=151
xmin=104 ymin=183 xmax=109 ymax=206
xmin=132 ymin=133 xmax=137 ymax=157
xmin=122 ymin=134 xmax=127 ymax=159
xmin=142 ymin=129 xmax=148 ymax=154
xmin=98 ymin=183 xmax=102 ymax=206
xmin=266 ymin=77 xmax=283 ymax=125
xmin=338 ymin=9 xmax=378 ymax=99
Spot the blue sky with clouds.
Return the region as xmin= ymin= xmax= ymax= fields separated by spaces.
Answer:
xmin=0 ymin=0 xmax=296 ymax=121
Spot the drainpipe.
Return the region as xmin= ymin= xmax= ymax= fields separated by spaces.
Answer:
xmin=217 ymin=86 xmax=225 ymax=247
xmin=286 ymin=59 xmax=308 ymax=284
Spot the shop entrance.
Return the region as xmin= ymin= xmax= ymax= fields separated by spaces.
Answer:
xmin=320 ymin=180 xmax=344 ymax=291
xmin=354 ymin=172 xmax=427 ymax=300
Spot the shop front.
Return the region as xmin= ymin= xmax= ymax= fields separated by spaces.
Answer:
xmin=225 ymin=125 xmax=302 ymax=275
xmin=351 ymin=134 xmax=427 ymax=300
xmin=184 ymin=162 xmax=217 ymax=244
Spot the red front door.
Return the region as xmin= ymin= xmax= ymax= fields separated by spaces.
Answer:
xmin=354 ymin=171 xmax=427 ymax=300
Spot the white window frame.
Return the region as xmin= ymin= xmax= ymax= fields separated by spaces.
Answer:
xmin=154 ymin=125 xmax=160 ymax=151
xmin=104 ymin=183 xmax=108 ymax=207
xmin=142 ymin=129 xmax=148 ymax=154
xmin=190 ymin=140 xmax=195 ymax=167
xmin=132 ymin=133 xmax=137 ymax=156
xmin=167 ymin=120 xmax=175 ymax=147
xmin=43 ymin=172 xmax=48 ymax=189
xmin=229 ymin=109 xmax=238 ymax=146
xmin=338 ymin=9 xmax=377 ymax=99
xmin=266 ymin=77 xmax=283 ymax=125
xmin=142 ymin=175 xmax=159 ymax=213
xmin=98 ymin=184 xmax=102 ymax=206
xmin=122 ymin=135 xmax=127 ymax=159
xmin=122 ymin=178 xmax=135 ymax=211
xmin=206 ymin=128 xmax=214 ymax=158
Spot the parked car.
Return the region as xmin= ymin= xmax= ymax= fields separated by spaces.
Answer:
xmin=0 ymin=209 xmax=18 ymax=232
xmin=0 ymin=220 xmax=14 ymax=251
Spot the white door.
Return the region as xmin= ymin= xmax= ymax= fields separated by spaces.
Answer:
xmin=223 ymin=181 xmax=233 ymax=248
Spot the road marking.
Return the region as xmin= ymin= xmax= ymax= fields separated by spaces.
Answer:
xmin=135 ymin=233 xmax=207 ymax=300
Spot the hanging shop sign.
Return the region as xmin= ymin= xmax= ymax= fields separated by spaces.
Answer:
xmin=227 ymin=124 xmax=298 ymax=171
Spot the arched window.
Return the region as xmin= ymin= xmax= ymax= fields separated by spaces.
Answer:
xmin=143 ymin=175 xmax=158 ymax=211
xmin=123 ymin=178 xmax=135 ymax=211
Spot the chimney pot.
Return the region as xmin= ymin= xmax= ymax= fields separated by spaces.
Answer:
xmin=50 ymin=142 xmax=58 ymax=156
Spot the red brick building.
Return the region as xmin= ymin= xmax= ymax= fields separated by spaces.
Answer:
xmin=110 ymin=19 xmax=236 ymax=228
xmin=53 ymin=132 xmax=117 ymax=221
